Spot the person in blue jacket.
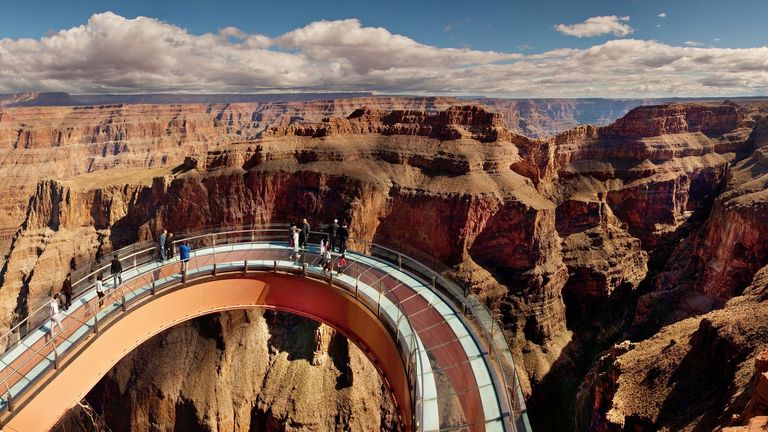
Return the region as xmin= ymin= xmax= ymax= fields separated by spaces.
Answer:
xmin=179 ymin=240 xmax=191 ymax=274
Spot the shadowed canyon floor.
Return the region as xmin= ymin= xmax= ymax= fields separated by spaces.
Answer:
xmin=51 ymin=310 xmax=398 ymax=432
xmin=2 ymin=98 xmax=768 ymax=431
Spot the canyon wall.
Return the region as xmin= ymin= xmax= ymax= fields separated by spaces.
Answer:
xmin=0 ymin=96 xmax=652 ymax=258
xmin=2 ymin=100 xmax=768 ymax=431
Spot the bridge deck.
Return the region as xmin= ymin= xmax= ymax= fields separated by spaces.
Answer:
xmin=0 ymin=237 xmax=528 ymax=431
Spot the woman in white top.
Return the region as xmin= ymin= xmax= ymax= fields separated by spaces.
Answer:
xmin=292 ymin=229 xmax=301 ymax=261
xmin=49 ymin=293 xmax=63 ymax=336
xmin=95 ymin=276 xmax=105 ymax=307
xmin=322 ymin=249 xmax=333 ymax=273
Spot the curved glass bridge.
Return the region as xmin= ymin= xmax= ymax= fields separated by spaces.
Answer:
xmin=0 ymin=227 xmax=530 ymax=432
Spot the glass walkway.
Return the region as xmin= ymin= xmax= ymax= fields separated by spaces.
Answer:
xmin=0 ymin=227 xmax=531 ymax=432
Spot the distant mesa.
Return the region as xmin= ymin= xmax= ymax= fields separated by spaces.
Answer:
xmin=0 ymin=91 xmax=377 ymax=107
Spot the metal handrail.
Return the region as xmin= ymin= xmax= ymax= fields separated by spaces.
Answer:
xmin=1 ymin=234 xmax=426 ymax=429
xmin=349 ymin=236 xmax=527 ymax=429
xmin=0 ymin=224 xmax=528 ymax=431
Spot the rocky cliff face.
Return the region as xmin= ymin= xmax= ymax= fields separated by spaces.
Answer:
xmin=3 ymin=100 xmax=768 ymax=431
xmin=0 ymin=97 xmax=654 ymax=258
xmin=576 ymin=269 xmax=768 ymax=431
xmin=264 ymin=105 xmax=513 ymax=142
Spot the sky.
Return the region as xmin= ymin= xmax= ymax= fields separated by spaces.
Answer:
xmin=0 ymin=0 xmax=766 ymax=97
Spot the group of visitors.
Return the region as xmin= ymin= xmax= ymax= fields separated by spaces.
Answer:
xmin=48 ymin=227 xmax=193 ymax=337
xmin=326 ymin=219 xmax=350 ymax=254
xmin=291 ymin=217 xmax=351 ymax=274
xmin=158 ymin=230 xmax=177 ymax=261
xmin=49 ymin=253 xmax=124 ymax=336
xmin=158 ymin=229 xmax=191 ymax=271
xmin=48 ymin=220 xmax=351 ymax=337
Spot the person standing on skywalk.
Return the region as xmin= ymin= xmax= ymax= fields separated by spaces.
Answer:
xmin=301 ymin=218 xmax=311 ymax=248
xmin=322 ymin=248 xmax=333 ymax=273
xmin=179 ymin=241 xmax=191 ymax=275
xmin=61 ymin=271 xmax=73 ymax=311
xmin=95 ymin=275 xmax=106 ymax=307
xmin=338 ymin=222 xmax=349 ymax=254
xmin=49 ymin=293 xmax=64 ymax=336
xmin=166 ymin=232 xmax=175 ymax=260
xmin=159 ymin=229 xmax=168 ymax=261
xmin=291 ymin=227 xmax=301 ymax=263
xmin=111 ymin=254 xmax=123 ymax=287
xmin=328 ymin=219 xmax=339 ymax=252
xmin=337 ymin=254 xmax=347 ymax=275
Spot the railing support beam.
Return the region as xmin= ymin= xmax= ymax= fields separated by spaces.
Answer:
xmin=53 ymin=345 xmax=60 ymax=370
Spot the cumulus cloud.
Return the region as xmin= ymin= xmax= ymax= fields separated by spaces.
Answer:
xmin=554 ymin=16 xmax=633 ymax=38
xmin=0 ymin=12 xmax=767 ymax=97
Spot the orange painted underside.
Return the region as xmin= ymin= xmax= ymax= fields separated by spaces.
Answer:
xmin=5 ymin=273 xmax=411 ymax=432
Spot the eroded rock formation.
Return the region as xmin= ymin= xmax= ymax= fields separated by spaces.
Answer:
xmin=0 ymin=97 xmax=649 ymax=257
xmin=2 ymin=99 xmax=768 ymax=431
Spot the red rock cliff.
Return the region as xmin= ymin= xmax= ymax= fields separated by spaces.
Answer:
xmin=4 ymin=100 xmax=768 ymax=431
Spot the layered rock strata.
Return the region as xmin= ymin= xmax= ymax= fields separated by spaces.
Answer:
xmin=2 ymin=101 xmax=767 ymax=431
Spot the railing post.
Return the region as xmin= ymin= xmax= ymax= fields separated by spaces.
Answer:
xmin=355 ymin=261 xmax=359 ymax=299
xmin=212 ymin=236 xmax=217 ymax=269
xmin=243 ymin=259 xmax=248 ymax=275
xmin=397 ymin=253 xmax=402 ymax=269
xmin=329 ymin=271 xmax=334 ymax=286
xmin=302 ymin=262 xmax=307 ymax=276
xmin=461 ymin=284 xmax=468 ymax=315
xmin=273 ymin=260 xmax=277 ymax=273
xmin=53 ymin=341 xmax=60 ymax=370
xmin=6 ymin=390 xmax=14 ymax=412
xmin=93 ymin=311 xmax=99 ymax=334
xmin=182 ymin=266 xmax=187 ymax=283
xmin=489 ymin=319 xmax=496 ymax=363
xmin=431 ymin=275 xmax=436 ymax=289
xmin=151 ymin=278 xmax=156 ymax=295
xmin=121 ymin=292 xmax=127 ymax=312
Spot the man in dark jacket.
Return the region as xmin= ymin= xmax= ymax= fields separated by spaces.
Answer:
xmin=328 ymin=219 xmax=339 ymax=252
xmin=111 ymin=254 xmax=123 ymax=287
xmin=61 ymin=272 xmax=73 ymax=311
xmin=301 ymin=218 xmax=311 ymax=248
xmin=338 ymin=222 xmax=349 ymax=254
